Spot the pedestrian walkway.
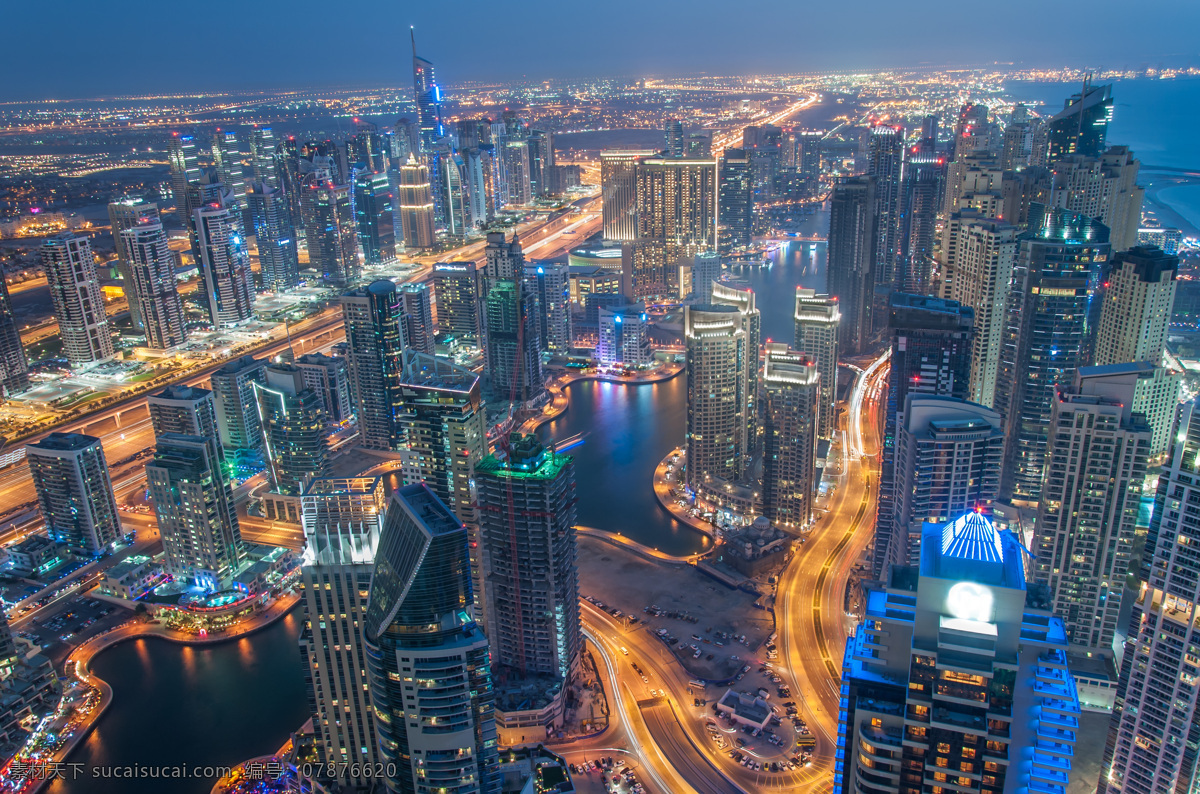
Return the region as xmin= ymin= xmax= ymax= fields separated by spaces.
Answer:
xmin=521 ymin=363 xmax=683 ymax=435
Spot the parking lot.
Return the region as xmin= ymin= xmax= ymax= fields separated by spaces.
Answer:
xmin=16 ymin=594 xmax=132 ymax=666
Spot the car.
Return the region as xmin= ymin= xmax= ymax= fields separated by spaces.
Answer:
xmin=620 ymin=646 xmax=629 ymax=655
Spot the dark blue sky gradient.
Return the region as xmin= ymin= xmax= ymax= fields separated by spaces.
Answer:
xmin=5 ymin=0 xmax=1199 ymax=100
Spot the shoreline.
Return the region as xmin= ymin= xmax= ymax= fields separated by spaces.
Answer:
xmin=1142 ymin=176 xmax=1200 ymax=240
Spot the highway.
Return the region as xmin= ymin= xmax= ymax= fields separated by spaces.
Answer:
xmin=773 ymin=350 xmax=889 ymax=789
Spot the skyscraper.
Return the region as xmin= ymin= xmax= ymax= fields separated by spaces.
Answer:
xmin=167 ymin=133 xmax=202 ymax=224
xmin=897 ymin=151 xmax=945 ymax=294
xmin=874 ymin=294 xmax=975 ymax=579
xmin=718 ymin=148 xmax=753 ymax=253
xmin=354 ymin=170 xmax=397 ymax=266
xmin=396 ymin=282 xmax=435 ymax=357
xmin=298 ymin=476 xmax=386 ymax=788
xmin=305 ymin=182 xmax=359 ymax=286
xmin=1034 ymin=365 xmax=1150 ymax=653
xmin=998 ymin=204 xmax=1110 ymax=502
xmin=685 ymin=303 xmax=750 ymax=488
xmin=596 ymin=305 xmax=652 ymax=366
xmin=687 ymin=250 xmax=722 ymax=304
xmin=40 ymin=233 xmax=113 ymax=369
xmin=1101 ymin=397 xmax=1200 ymax=794
xmin=600 ymin=149 xmax=654 ymax=243
xmin=255 ymin=364 xmax=330 ymax=496
xmin=866 ymin=125 xmax=905 ymax=296
xmin=711 ymin=281 xmax=761 ymax=455
xmin=836 ymin=512 xmax=1082 ymax=794
xmin=1045 ymin=82 xmax=1113 ymax=164
xmin=793 ymin=289 xmax=840 ymax=439
xmin=0 ymin=278 xmax=29 ymax=396
xmin=743 ymin=125 xmax=783 ymax=202
xmin=27 ymin=433 xmax=122 ymax=557
xmin=761 ymin=344 xmax=819 ymax=531
xmin=1048 ymin=146 xmax=1143 ymax=252
xmin=482 ymin=231 xmax=525 ymax=283
xmin=147 ymin=433 xmax=244 ymax=591
xmin=826 ymin=176 xmax=877 ymax=355
xmin=294 ymin=353 xmax=354 ymax=426
xmin=664 ymin=118 xmax=684 ymax=157
xmin=123 ymin=222 xmax=186 ymax=350
xmin=410 ymin=29 xmax=444 ymax=153
xmin=888 ymin=395 xmax=1003 ymax=570
xmin=476 ymin=435 xmax=581 ymax=729
xmin=107 ymin=198 xmax=160 ymax=330
xmin=1094 ymin=245 xmax=1177 ymax=367
xmin=194 ymin=203 xmax=255 ymax=328
xmin=484 ymin=280 xmax=544 ymax=406
xmin=248 ymin=127 xmax=280 ymax=189
xmin=210 ymin=355 xmax=266 ymax=470
xmin=342 ymin=281 xmax=406 ymax=451
xmin=939 ymin=210 xmax=1018 ymax=409
xmin=431 ymin=262 xmax=484 ymax=345
xmin=148 ymin=384 xmax=219 ymax=444
xmin=211 ymin=131 xmax=246 ymax=203
xmin=527 ymin=130 xmax=555 ymax=197
xmin=397 ymin=156 xmax=436 ymax=250
xmin=395 ymin=352 xmax=486 ymax=522
xmin=246 ymin=182 xmax=299 ymax=293
xmin=363 ymin=484 xmax=500 ymax=794
xmin=523 ymin=262 xmax=572 ymax=353
xmin=635 ymin=157 xmax=718 ymax=246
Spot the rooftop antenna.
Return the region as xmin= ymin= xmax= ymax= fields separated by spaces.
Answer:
xmin=410 ymin=25 xmax=416 ymax=57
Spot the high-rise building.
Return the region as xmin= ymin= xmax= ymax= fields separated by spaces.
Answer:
xmin=684 ymin=303 xmax=750 ymax=488
xmin=686 ymin=132 xmax=711 ymax=158
xmin=866 ymin=125 xmax=905 ymax=296
xmin=246 ymin=182 xmax=300 ymax=293
xmin=711 ymin=281 xmax=761 ymax=453
xmin=342 ymin=281 xmax=406 ymax=450
xmin=431 ymin=262 xmax=484 ymax=345
xmin=122 ymin=222 xmax=186 ymax=350
xmin=463 ymin=145 xmax=498 ymax=228
xmin=394 ymin=352 xmax=486 ymax=522
xmin=210 ymin=355 xmax=266 ymax=470
xmin=826 ymin=176 xmax=877 ymax=355
xmin=27 ymin=433 xmax=122 ymax=557
xmin=305 ymin=182 xmax=359 ymax=285
xmin=147 ymin=433 xmax=244 ymax=591
xmin=476 ymin=435 xmax=581 ymax=729
xmin=500 ymin=137 xmax=532 ymax=207
xmin=148 ymin=384 xmax=218 ymax=444
xmin=167 ymin=133 xmax=202 ymax=224
xmin=1095 ymin=245 xmax=1177 ymax=367
xmin=363 ymin=483 xmax=500 ymax=794
xmin=0 ymin=278 xmax=29 ymax=396
xmin=743 ymin=125 xmax=783 ymax=202
xmin=523 ymin=262 xmax=571 ymax=354
xmin=635 ymin=157 xmax=718 ymax=247
xmin=718 ymin=148 xmax=753 ymax=253
xmin=874 ymin=294 xmax=975 ymax=578
xmin=664 ymin=119 xmax=684 ymax=157
xmin=687 ymin=250 xmax=722 ymax=305
xmin=1048 ymin=146 xmax=1143 ymax=252
xmin=211 ymin=130 xmax=246 ymax=202
xmin=1034 ymin=365 xmax=1150 ymax=653
xmin=255 ymin=364 xmax=330 ymax=496
xmin=40 ymin=234 xmax=113 ymax=369
xmin=761 ymin=344 xmax=819 ymax=531
xmin=410 ymin=30 xmax=444 ymax=152
xmin=107 ymin=198 xmax=161 ymax=330
xmin=298 ymin=476 xmax=386 ymax=788
xmin=836 ymin=512 xmax=1082 ymax=794
xmin=998 ymin=205 xmax=1111 ymax=502
xmin=887 ymin=395 xmax=1003 ymax=571
xmin=194 ymin=203 xmax=255 ymax=328
xmin=795 ymin=130 xmax=823 ymax=197
xmin=482 ymin=231 xmax=524 ymax=284
xmin=600 ymin=149 xmax=654 ymax=243
xmin=396 ymin=156 xmax=436 ymax=250
xmin=1101 ymin=397 xmax=1200 ymax=794
xmin=484 ymin=280 xmax=544 ymax=406
xmin=793 ymin=289 xmax=840 ymax=439
xmin=596 ymin=305 xmax=652 ymax=366
xmin=897 ymin=151 xmax=945 ymax=294
xmin=939 ymin=210 xmax=1018 ymax=409
xmin=354 ymin=170 xmax=397 ymax=267
xmin=527 ymin=130 xmax=555 ymax=197
xmin=248 ymin=127 xmax=279 ymax=189
xmin=293 ymin=353 xmax=353 ymax=426
xmin=1045 ymin=82 xmax=1113 ymax=163
xmin=398 ymin=282 xmax=436 ymax=357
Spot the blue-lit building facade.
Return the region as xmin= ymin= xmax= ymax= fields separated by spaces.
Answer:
xmin=836 ymin=512 xmax=1080 ymax=794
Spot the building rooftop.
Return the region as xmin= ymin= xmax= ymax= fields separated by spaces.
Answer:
xmin=28 ymin=432 xmax=100 ymax=452
xmin=941 ymin=512 xmax=1004 ymax=564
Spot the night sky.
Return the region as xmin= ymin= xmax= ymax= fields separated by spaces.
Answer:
xmin=6 ymin=0 xmax=1199 ymax=100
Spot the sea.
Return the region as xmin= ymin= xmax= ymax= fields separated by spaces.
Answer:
xmin=1005 ymin=77 xmax=1200 ymax=236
